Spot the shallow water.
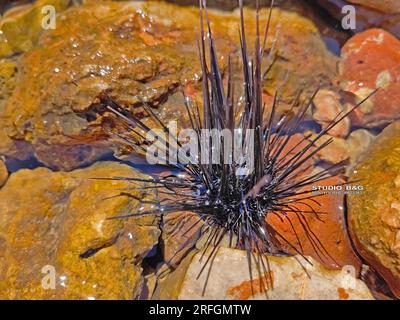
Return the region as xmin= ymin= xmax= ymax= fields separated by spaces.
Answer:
xmin=1 ymin=0 xmax=399 ymax=300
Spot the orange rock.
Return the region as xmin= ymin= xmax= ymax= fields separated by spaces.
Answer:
xmin=268 ymin=176 xmax=362 ymax=272
xmin=0 ymin=159 xmax=8 ymax=187
xmin=226 ymin=271 xmax=274 ymax=300
xmin=0 ymin=161 xmax=160 ymax=299
xmin=339 ymin=29 xmax=400 ymax=127
xmin=348 ymin=121 xmax=400 ymax=298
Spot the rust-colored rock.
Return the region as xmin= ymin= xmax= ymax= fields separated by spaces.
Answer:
xmin=268 ymin=176 xmax=361 ymax=272
xmin=0 ymin=1 xmax=337 ymax=170
xmin=339 ymin=29 xmax=400 ymax=128
xmin=0 ymin=161 xmax=161 ymax=299
xmin=348 ymin=122 xmax=400 ymax=298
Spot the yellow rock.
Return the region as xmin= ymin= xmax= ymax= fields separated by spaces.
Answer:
xmin=0 ymin=161 xmax=160 ymax=299
xmin=0 ymin=159 xmax=7 ymax=187
xmin=0 ymin=0 xmax=70 ymax=57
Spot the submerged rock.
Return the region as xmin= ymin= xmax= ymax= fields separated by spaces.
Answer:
xmin=311 ymin=133 xmax=350 ymax=164
xmin=0 ymin=0 xmax=70 ymax=57
xmin=339 ymin=29 xmax=400 ymax=128
xmin=0 ymin=161 xmax=161 ymax=299
xmin=313 ymin=89 xmax=350 ymax=138
xmin=347 ymin=0 xmax=400 ymax=13
xmin=161 ymin=211 xmax=203 ymax=268
xmin=346 ymin=129 xmax=375 ymax=172
xmin=162 ymin=247 xmax=373 ymax=300
xmin=348 ymin=122 xmax=400 ymax=298
xmin=316 ymin=0 xmax=400 ymax=40
xmin=0 ymin=1 xmax=337 ymax=170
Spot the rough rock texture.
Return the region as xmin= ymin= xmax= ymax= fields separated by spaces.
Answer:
xmin=0 ymin=161 xmax=161 ymax=299
xmin=0 ymin=1 xmax=337 ymax=170
xmin=339 ymin=29 xmax=400 ymax=128
xmin=0 ymin=0 xmax=70 ymax=58
xmin=347 ymin=0 xmax=400 ymax=13
xmin=348 ymin=122 xmax=400 ymax=298
xmin=268 ymin=176 xmax=361 ymax=271
xmin=162 ymin=247 xmax=373 ymax=300
xmin=0 ymin=159 xmax=8 ymax=187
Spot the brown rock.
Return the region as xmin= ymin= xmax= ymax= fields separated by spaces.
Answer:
xmin=311 ymin=133 xmax=350 ymax=164
xmin=0 ymin=0 xmax=71 ymax=57
xmin=348 ymin=122 xmax=400 ymax=298
xmin=339 ymin=29 xmax=400 ymax=128
xmin=0 ymin=159 xmax=8 ymax=187
xmin=268 ymin=176 xmax=361 ymax=271
xmin=161 ymin=211 xmax=203 ymax=268
xmin=176 ymin=248 xmax=373 ymax=300
xmin=0 ymin=1 xmax=337 ymax=170
xmin=316 ymin=0 xmax=400 ymax=40
xmin=313 ymin=89 xmax=350 ymax=138
xmin=346 ymin=129 xmax=375 ymax=169
xmin=152 ymin=251 xmax=196 ymax=300
xmin=0 ymin=161 xmax=161 ymax=299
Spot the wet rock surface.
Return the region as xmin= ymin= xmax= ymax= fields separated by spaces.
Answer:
xmin=313 ymin=89 xmax=350 ymax=138
xmin=339 ymin=29 xmax=400 ymax=128
xmin=0 ymin=1 xmax=337 ymax=170
xmin=348 ymin=122 xmax=400 ymax=298
xmin=0 ymin=0 xmax=71 ymax=57
xmin=268 ymin=176 xmax=361 ymax=272
xmin=0 ymin=161 xmax=161 ymax=299
xmin=166 ymin=247 xmax=373 ymax=300
xmin=347 ymin=0 xmax=400 ymax=13
xmin=346 ymin=129 xmax=375 ymax=172
xmin=0 ymin=159 xmax=8 ymax=187
xmin=316 ymin=0 xmax=400 ymax=40
xmin=0 ymin=0 xmax=397 ymax=300
xmin=161 ymin=211 xmax=203 ymax=268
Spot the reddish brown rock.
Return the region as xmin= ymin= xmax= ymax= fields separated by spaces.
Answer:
xmin=339 ymin=29 xmax=400 ymax=128
xmin=268 ymin=176 xmax=362 ymax=272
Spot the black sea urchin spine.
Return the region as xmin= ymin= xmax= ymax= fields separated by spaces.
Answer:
xmin=97 ymin=0 xmax=375 ymax=295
